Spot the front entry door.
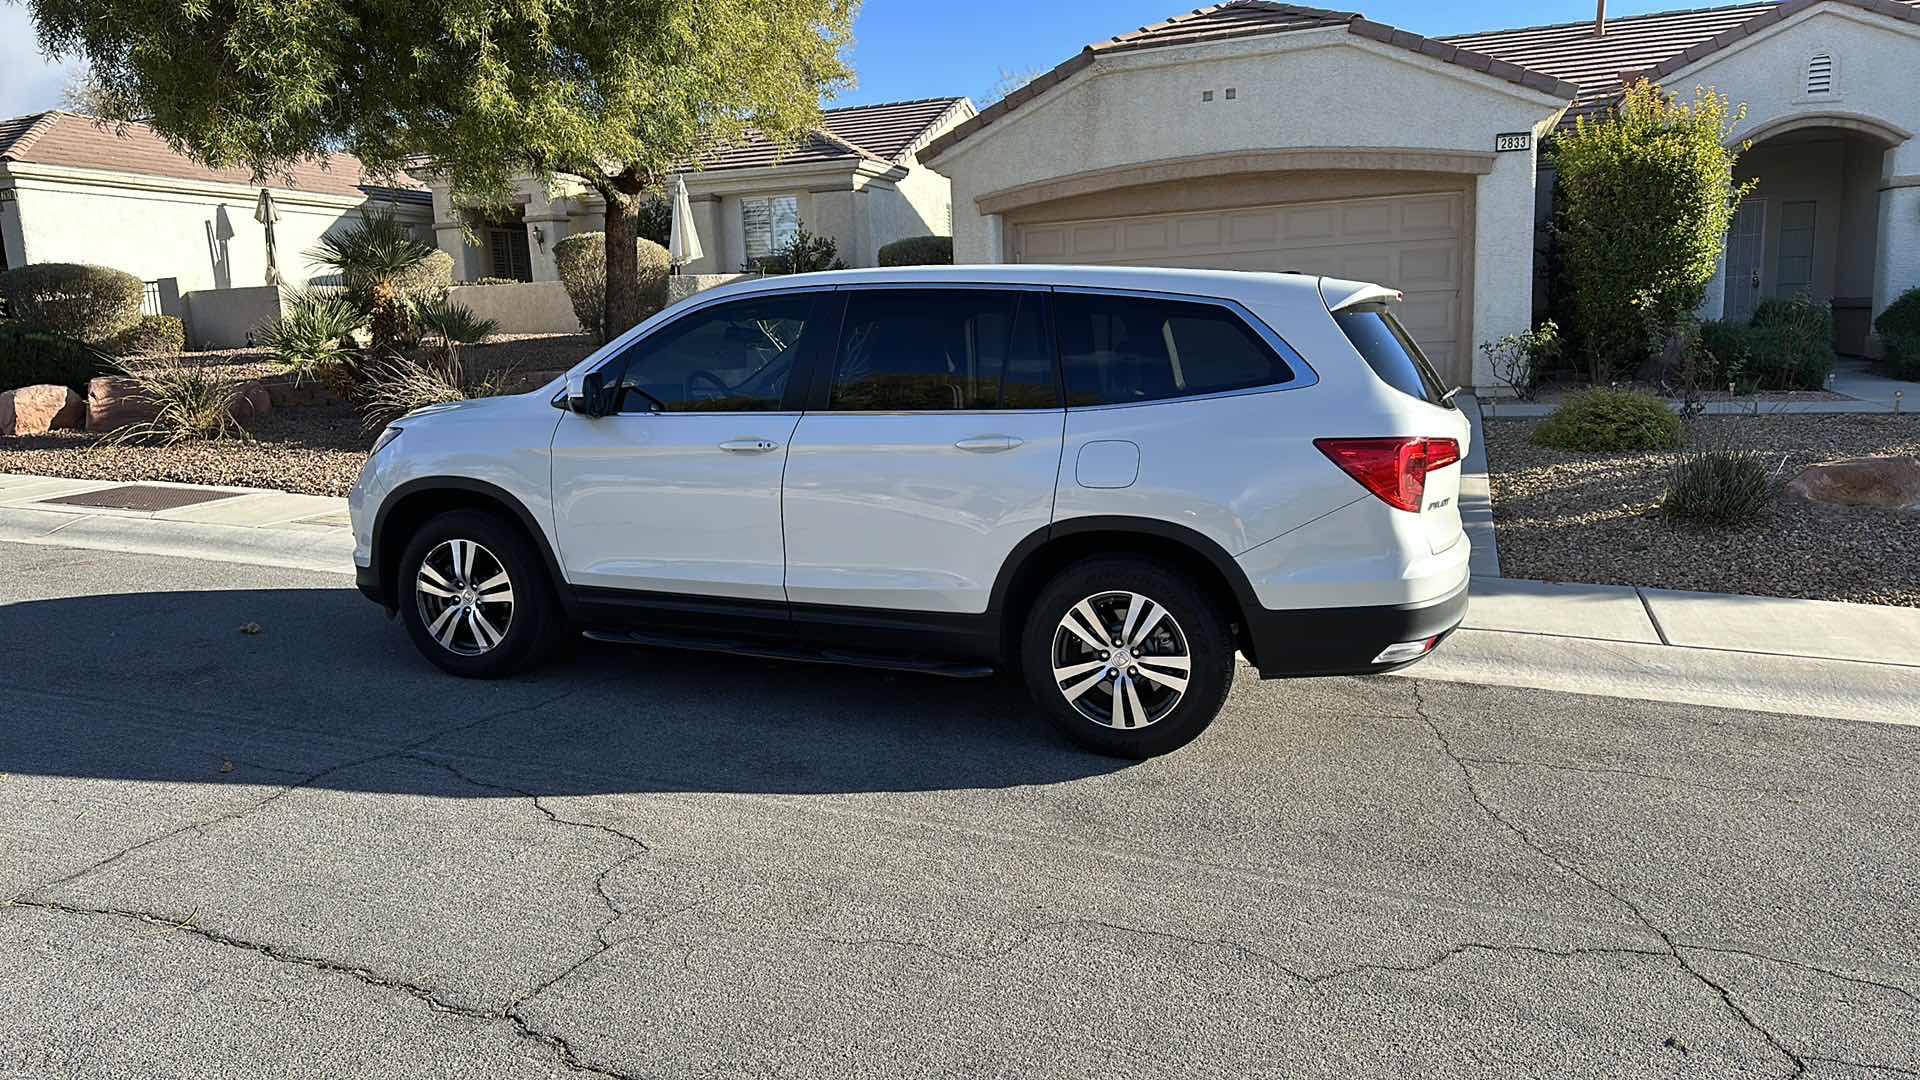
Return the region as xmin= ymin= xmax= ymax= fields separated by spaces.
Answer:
xmin=781 ymin=286 xmax=1065 ymax=615
xmin=550 ymin=290 xmax=823 ymax=602
xmin=1725 ymin=199 xmax=1766 ymax=323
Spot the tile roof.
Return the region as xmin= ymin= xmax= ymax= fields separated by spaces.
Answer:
xmin=698 ymin=97 xmax=973 ymax=173
xmin=0 ymin=111 xmax=428 ymax=203
xmin=1444 ymin=0 xmax=1920 ymax=117
xmin=922 ymin=2 xmax=1581 ymax=161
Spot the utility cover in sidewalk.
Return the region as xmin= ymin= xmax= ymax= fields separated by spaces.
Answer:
xmin=40 ymin=485 xmax=243 ymax=512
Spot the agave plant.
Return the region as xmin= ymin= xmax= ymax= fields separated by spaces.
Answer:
xmin=308 ymin=209 xmax=436 ymax=351
xmin=257 ymin=287 xmax=363 ymax=386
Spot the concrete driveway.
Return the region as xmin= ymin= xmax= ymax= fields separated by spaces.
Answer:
xmin=1 ymin=541 xmax=1916 ymax=1079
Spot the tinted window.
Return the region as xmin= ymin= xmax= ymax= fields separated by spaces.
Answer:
xmin=829 ymin=289 xmax=1057 ymax=411
xmin=1055 ymin=293 xmax=1293 ymax=406
xmin=607 ymin=293 xmax=815 ymax=412
xmin=1334 ymin=308 xmax=1453 ymax=407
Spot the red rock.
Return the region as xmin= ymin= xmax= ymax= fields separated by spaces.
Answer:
xmin=232 ymin=379 xmax=273 ymax=421
xmin=85 ymin=376 xmax=159 ymax=433
xmin=1786 ymin=457 xmax=1920 ymax=511
xmin=0 ymin=384 xmax=85 ymax=435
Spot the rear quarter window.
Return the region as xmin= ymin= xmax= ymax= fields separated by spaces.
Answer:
xmin=1334 ymin=308 xmax=1454 ymax=407
xmin=1054 ymin=292 xmax=1296 ymax=406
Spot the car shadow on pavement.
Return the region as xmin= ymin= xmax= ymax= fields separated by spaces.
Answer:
xmin=0 ymin=587 xmax=1129 ymax=795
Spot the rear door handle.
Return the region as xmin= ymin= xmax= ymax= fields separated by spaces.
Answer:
xmin=954 ymin=435 xmax=1023 ymax=453
xmin=719 ymin=439 xmax=782 ymax=453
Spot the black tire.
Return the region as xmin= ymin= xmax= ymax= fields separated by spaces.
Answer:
xmin=396 ymin=509 xmax=564 ymax=678
xmin=1020 ymin=557 xmax=1235 ymax=758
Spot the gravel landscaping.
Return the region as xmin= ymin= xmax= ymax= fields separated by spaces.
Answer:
xmin=1485 ymin=413 xmax=1920 ymax=606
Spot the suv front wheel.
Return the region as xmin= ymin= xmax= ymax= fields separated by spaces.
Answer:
xmin=397 ymin=509 xmax=562 ymax=678
xmin=1020 ymin=557 xmax=1235 ymax=758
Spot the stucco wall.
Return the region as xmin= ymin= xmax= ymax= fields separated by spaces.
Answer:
xmin=449 ymin=280 xmax=583 ymax=335
xmin=934 ymin=28 xmax=1566 ymax=387
xmin=182 ymin=285 xmax=283 ymax=349
xmin=6 ymin=171 xmax=429 ymax=294
xmin=1677 ymin=3 xmax=1920 ymax=324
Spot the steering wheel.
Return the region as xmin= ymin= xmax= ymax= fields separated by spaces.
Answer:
xmin=686 ymin=369 xmax=730 ymax=401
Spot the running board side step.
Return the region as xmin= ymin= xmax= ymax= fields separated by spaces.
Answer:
xmin=580 ymin=629 xmax=997 ymax=679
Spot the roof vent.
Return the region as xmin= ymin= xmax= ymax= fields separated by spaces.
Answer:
xmin=1806 ymin=53 xmax=1834 ymax=94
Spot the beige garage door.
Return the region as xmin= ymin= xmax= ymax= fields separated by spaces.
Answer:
xmin=1015 ymin=191 xmax=1467 ymax=383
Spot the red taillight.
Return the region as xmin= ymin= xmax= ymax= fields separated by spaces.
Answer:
xmin=1314 ymin=436 xmax=1461 ymax=513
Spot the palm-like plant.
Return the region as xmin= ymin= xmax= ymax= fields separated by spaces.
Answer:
xmin=258 ymin=287 xmax=364 ymax=386
xmin=308 ymin=209 xmax=435 ymax=351
xmin=416 ymin=294 xmax=499 ymax=359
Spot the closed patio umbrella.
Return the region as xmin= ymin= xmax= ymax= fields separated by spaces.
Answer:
xmin=253 ymin=188 xmax=280 ymax=285
xmin=667 ymin=176 xmax=703 ymax=271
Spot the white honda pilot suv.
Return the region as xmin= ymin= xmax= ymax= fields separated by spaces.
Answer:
xmin=349 ymin=266 xmax=1469 ymax=757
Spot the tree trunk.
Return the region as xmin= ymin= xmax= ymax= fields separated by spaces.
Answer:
xmin=602 ymin=175 xmax=644 ymax=339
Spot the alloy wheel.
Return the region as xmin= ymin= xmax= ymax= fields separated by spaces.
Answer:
xmin=1050 ymin=590 xmax=1192 ymax=729
xmin=414 ymin=538 xmax=515 ymax=656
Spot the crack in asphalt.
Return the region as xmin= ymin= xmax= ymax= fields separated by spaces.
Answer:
xmin=1454 ymin=755 xmax=1802 ymax=802
xmin=4 ymin=898 xmax=640 ymax=1080
xmin=1410 ymin=681 xmax=1815 ymax=1078
xmin=1802 ymin=1055 xmax=1920 ymax=1077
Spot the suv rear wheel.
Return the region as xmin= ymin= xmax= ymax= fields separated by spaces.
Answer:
xmin=398 ymin=509 xmax=562 ymax=678
xmin=1020 ymin=557 xmax=1235 ymax=758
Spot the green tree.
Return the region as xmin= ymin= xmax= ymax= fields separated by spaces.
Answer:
xmin=1547 ymin=81 xmax=1756 ymax=381
xmin=31 ymin=0 xmax=857 ymax=337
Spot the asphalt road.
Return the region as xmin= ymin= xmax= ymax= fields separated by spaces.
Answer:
xmin=1 ymin=539 xmax=1915 ymax=1079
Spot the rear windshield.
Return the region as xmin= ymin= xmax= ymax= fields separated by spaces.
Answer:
xmin=1334 ymin=307 xmax=1454 ymax=408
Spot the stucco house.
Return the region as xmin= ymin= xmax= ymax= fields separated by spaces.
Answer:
xmin=925 ymin=0 xmax=1920 ymax=389
xmin=0 ymin=110 xmax=430 ymax=334
xmin=415 ymin=97 xmax=975 ymax=286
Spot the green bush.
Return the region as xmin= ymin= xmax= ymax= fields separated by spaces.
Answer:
xmin=106 ymin=314 xmax=186 ymax=357
xmin=394 ymin=248 xmax=455 ymax=304
xmin=258 ymin=288 xmax=364 ymax=381
xmin=1694 ymin=319 xmax=1752 ymax=390
xmin=758 ymin=222 xmax=846 ymax=274
xmin=555 ymin=232 xmax=671 ymax=340
xmin=0 ymin=324 xmax=115 ymax=393
xmin=877 ymin=235 xmax=954 ymax=267
xmin=1662 ymin=447 xmax=1776 ymax=527
xmin=466 ymin=276 xmax=521 ymax=287
xmin=1877 ymin=287 xmax=1920 ymax=376
xmin=0 ymin=263 xmax=146 ymax=345
xmin=1547 ymin=83 xmax=1754 ymax=381
xmin=1744 ymin=296 xmax=1835 ymax=389
xmin=1532 ymin=387 xmax=1683 ymax=452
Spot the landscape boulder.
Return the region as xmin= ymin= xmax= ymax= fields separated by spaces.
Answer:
xmin=231 ymin=379 xmax=273 ymax=421
xmin=1786 ymin=457 xmax=1920 ymax=511
xmin=0 ymin=384 xmax=86 ymax=436
xmin=84 ymin=376 xmax=158 ymax=432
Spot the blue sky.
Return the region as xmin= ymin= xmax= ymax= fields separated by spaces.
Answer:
xmin=0 ymin=0 xmax=1701 ymax=120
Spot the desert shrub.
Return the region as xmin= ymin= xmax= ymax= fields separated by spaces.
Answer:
xmin=1877 ymin=287 xmax=1920 ymax=377
xmin=1693 ymin=319 xmax=1752 ymax=390
xmin=0 ymin=324 xmax=114 ymax=393
xmin=417 ymin=294 xmax=498 ymax=347
xmin=1478 ymin=320 xmax=1562 ymax=400
xmin=1662 ymin=446 xmax=1778 ymax=527
xmin=1547 ymin=83 xmax=1754 ymax=381
xmin=878 ymin=235 xmax=954 ymax=267
xmin=258 ymin=288 xmax=363 ymax=382
xmin=0 ymin=263 xmax=146 ymax=345
xmin=466 ymin=276 xmax=521 ymax=287
xmin=394 ymin=249 xmax=455 ymax=304
xmin=1745 ymin=296 xmax=1835 ymax=389
xmin=758 ymin=222 xmax=846 ymax=274
xmin=359 ymin=352 xmax=517 ymax=428
xmin=1532 ymin=387 xmax=1683 ymax=452
xmin=555 ymin=232 xmax=671 ymax=340
xmin=105 ymin=314 xmax=186 ymax=357
xmin=108 ymin=360 xmax=246 ymax=444
xmin=309 ymin=209 xmax=437 ymax=351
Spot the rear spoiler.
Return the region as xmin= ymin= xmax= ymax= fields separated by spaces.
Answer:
xmin=1319 ymin=278 xmax=1403 ymax=313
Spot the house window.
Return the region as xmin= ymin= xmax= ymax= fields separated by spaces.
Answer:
xmin=1806 ymin=53 xmax=1834 ymax=95
xmin=741 ymin=195 xmax=799 ymax=264
xmin=487 ymin=226 xmax=532 ymax=282
xmin=1775 ymin=200 xmax=1816 ymax=300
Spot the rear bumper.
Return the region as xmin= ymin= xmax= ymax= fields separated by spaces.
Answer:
xmin=1244 ymin=579 xmax=1468 ymax=678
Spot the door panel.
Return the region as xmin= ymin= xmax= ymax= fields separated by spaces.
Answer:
xmin=1726 ymin=200 xmax=1766 ymax=323
xmin=551 ymin=412 xmax=800 ymax=600
xmin=1015 ymin=191 xmax=1467 ymax=385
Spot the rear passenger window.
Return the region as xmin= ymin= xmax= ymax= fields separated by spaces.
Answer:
xmin=1334 ymin=308 xmax=1454 ymax=407
xmin=1054 ymin=293 xmax=1294 ymax=406
xmin=829 ymin=289 xmax=1058 ymax=411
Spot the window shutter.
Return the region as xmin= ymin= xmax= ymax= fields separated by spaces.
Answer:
xmin=1806 ymin=53 xmax=1833 ymax=95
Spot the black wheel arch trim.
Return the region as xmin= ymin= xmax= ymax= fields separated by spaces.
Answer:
xmin=368 ymin=477 xmax=572 ymax=616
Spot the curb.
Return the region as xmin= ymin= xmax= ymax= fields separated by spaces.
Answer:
xmin=0 ymin=505 xmax=354 ymax=575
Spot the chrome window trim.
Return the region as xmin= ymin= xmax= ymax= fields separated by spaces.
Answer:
xmin=591 ymin=284 xmax=833 ymax=417
xmin=1048 ymin=284 xmax=1319 ymax=411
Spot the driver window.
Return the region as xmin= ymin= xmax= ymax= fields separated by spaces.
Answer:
xmin=605 ymin=292 xmax=816 ymax=412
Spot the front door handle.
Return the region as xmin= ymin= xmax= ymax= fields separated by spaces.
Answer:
xmin=954 ymin=435 xmax=1023 ymax=453
xmin=719 ymin=439 xmax=781 ymax=453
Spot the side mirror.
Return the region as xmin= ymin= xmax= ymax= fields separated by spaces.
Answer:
xmin=565 ymin=370 xmax=611 ymax=416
